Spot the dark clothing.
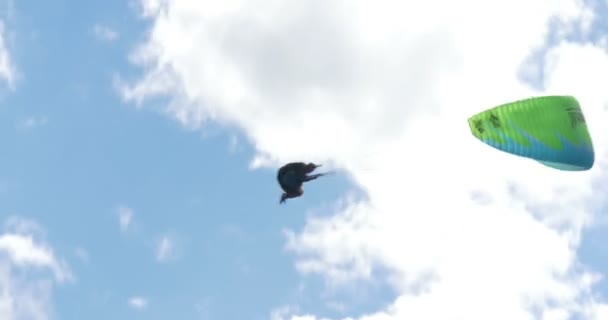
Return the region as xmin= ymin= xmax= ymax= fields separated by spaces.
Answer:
xmin=277 ymin=162 xmax=327 ymax=204
xmin=277 ymin=162 xmax=309 ymax=193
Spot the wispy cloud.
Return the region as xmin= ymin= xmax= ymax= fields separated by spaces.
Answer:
xmin=17 ymin=115 xmax=47 ymax=130
xmin=0 ymin=216 xmax=73 ymax=319
xmin=155 ymin=235 xmax=174 ymax=262
xmin=0 ymin=217 xmax=72 ymax=282
xmin=4 ymin=216 xmax=44 ymax=235
xmin=117 ymin=206 xmax=133 ymax=232
xmin=0 ymin=20 xmax=16 ymax=89
xmin=93 ymin=24 xmax=118 ymax=42
xmin=128 ymin=296 xmax=147 ymax=310
xmin=270 ymin=305 xmax=299 ymax=320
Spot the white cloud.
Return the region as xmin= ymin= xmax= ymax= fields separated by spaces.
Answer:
xmin=0 ymin=234 xmax=71 ymax=282
xmin=122 ymin=0 xmax=608 ymax=319
xmin=0 ymin=20 xmax=15 ymax=89
xmin=0 ymin=217 xmax=71 ymax=283
xmin=271 ymin=305 xmax=299 ymax=320
xmin=155 ymin=235 xmax=174 ymax=262
xmin=93 ymin=24 xmax=118 ymax=42
xmin=0 ymin=217 xmax=72 ymax=320
xmin=128 ymin=296 xmax=148 ymax=310
xmin=117 ymin=206 xmax=133 ymax=232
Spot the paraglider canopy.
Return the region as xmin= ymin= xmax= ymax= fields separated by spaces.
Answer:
xmin=468 ymin=95 xmax=594 ymax=171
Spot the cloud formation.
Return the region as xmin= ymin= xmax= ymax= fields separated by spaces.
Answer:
xmin=17 ymin=116 xmax=48 ymax=130
xmin=117 ymin=206 xmax=133 ymax=232
xmin=0 ymin=217 xmax=72 ymax=320
xmin=128 ymin=296 xmax=148 ymax=310
xmin=93 ymin=24 xmax=118 ymax=42
xmin=155 ymin=235 xmax=174 ymax=262
xmin=122 ymin=0 xmax=608 ymax=319
xmin=0 ymin=20 xmax=16 ymax=88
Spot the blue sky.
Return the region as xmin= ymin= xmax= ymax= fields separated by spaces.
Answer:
xmin=0 ymin=1 xmax=361 ymax=319
xmin=2 ymin=1 xmax=608 ymax=320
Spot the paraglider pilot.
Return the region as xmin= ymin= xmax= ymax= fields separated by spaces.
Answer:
xmin=277 ymin=162 xmax=329 ymax=204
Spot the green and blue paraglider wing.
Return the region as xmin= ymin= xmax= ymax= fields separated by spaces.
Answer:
xmin=468 ymin=95 xmax=594 ymax=171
